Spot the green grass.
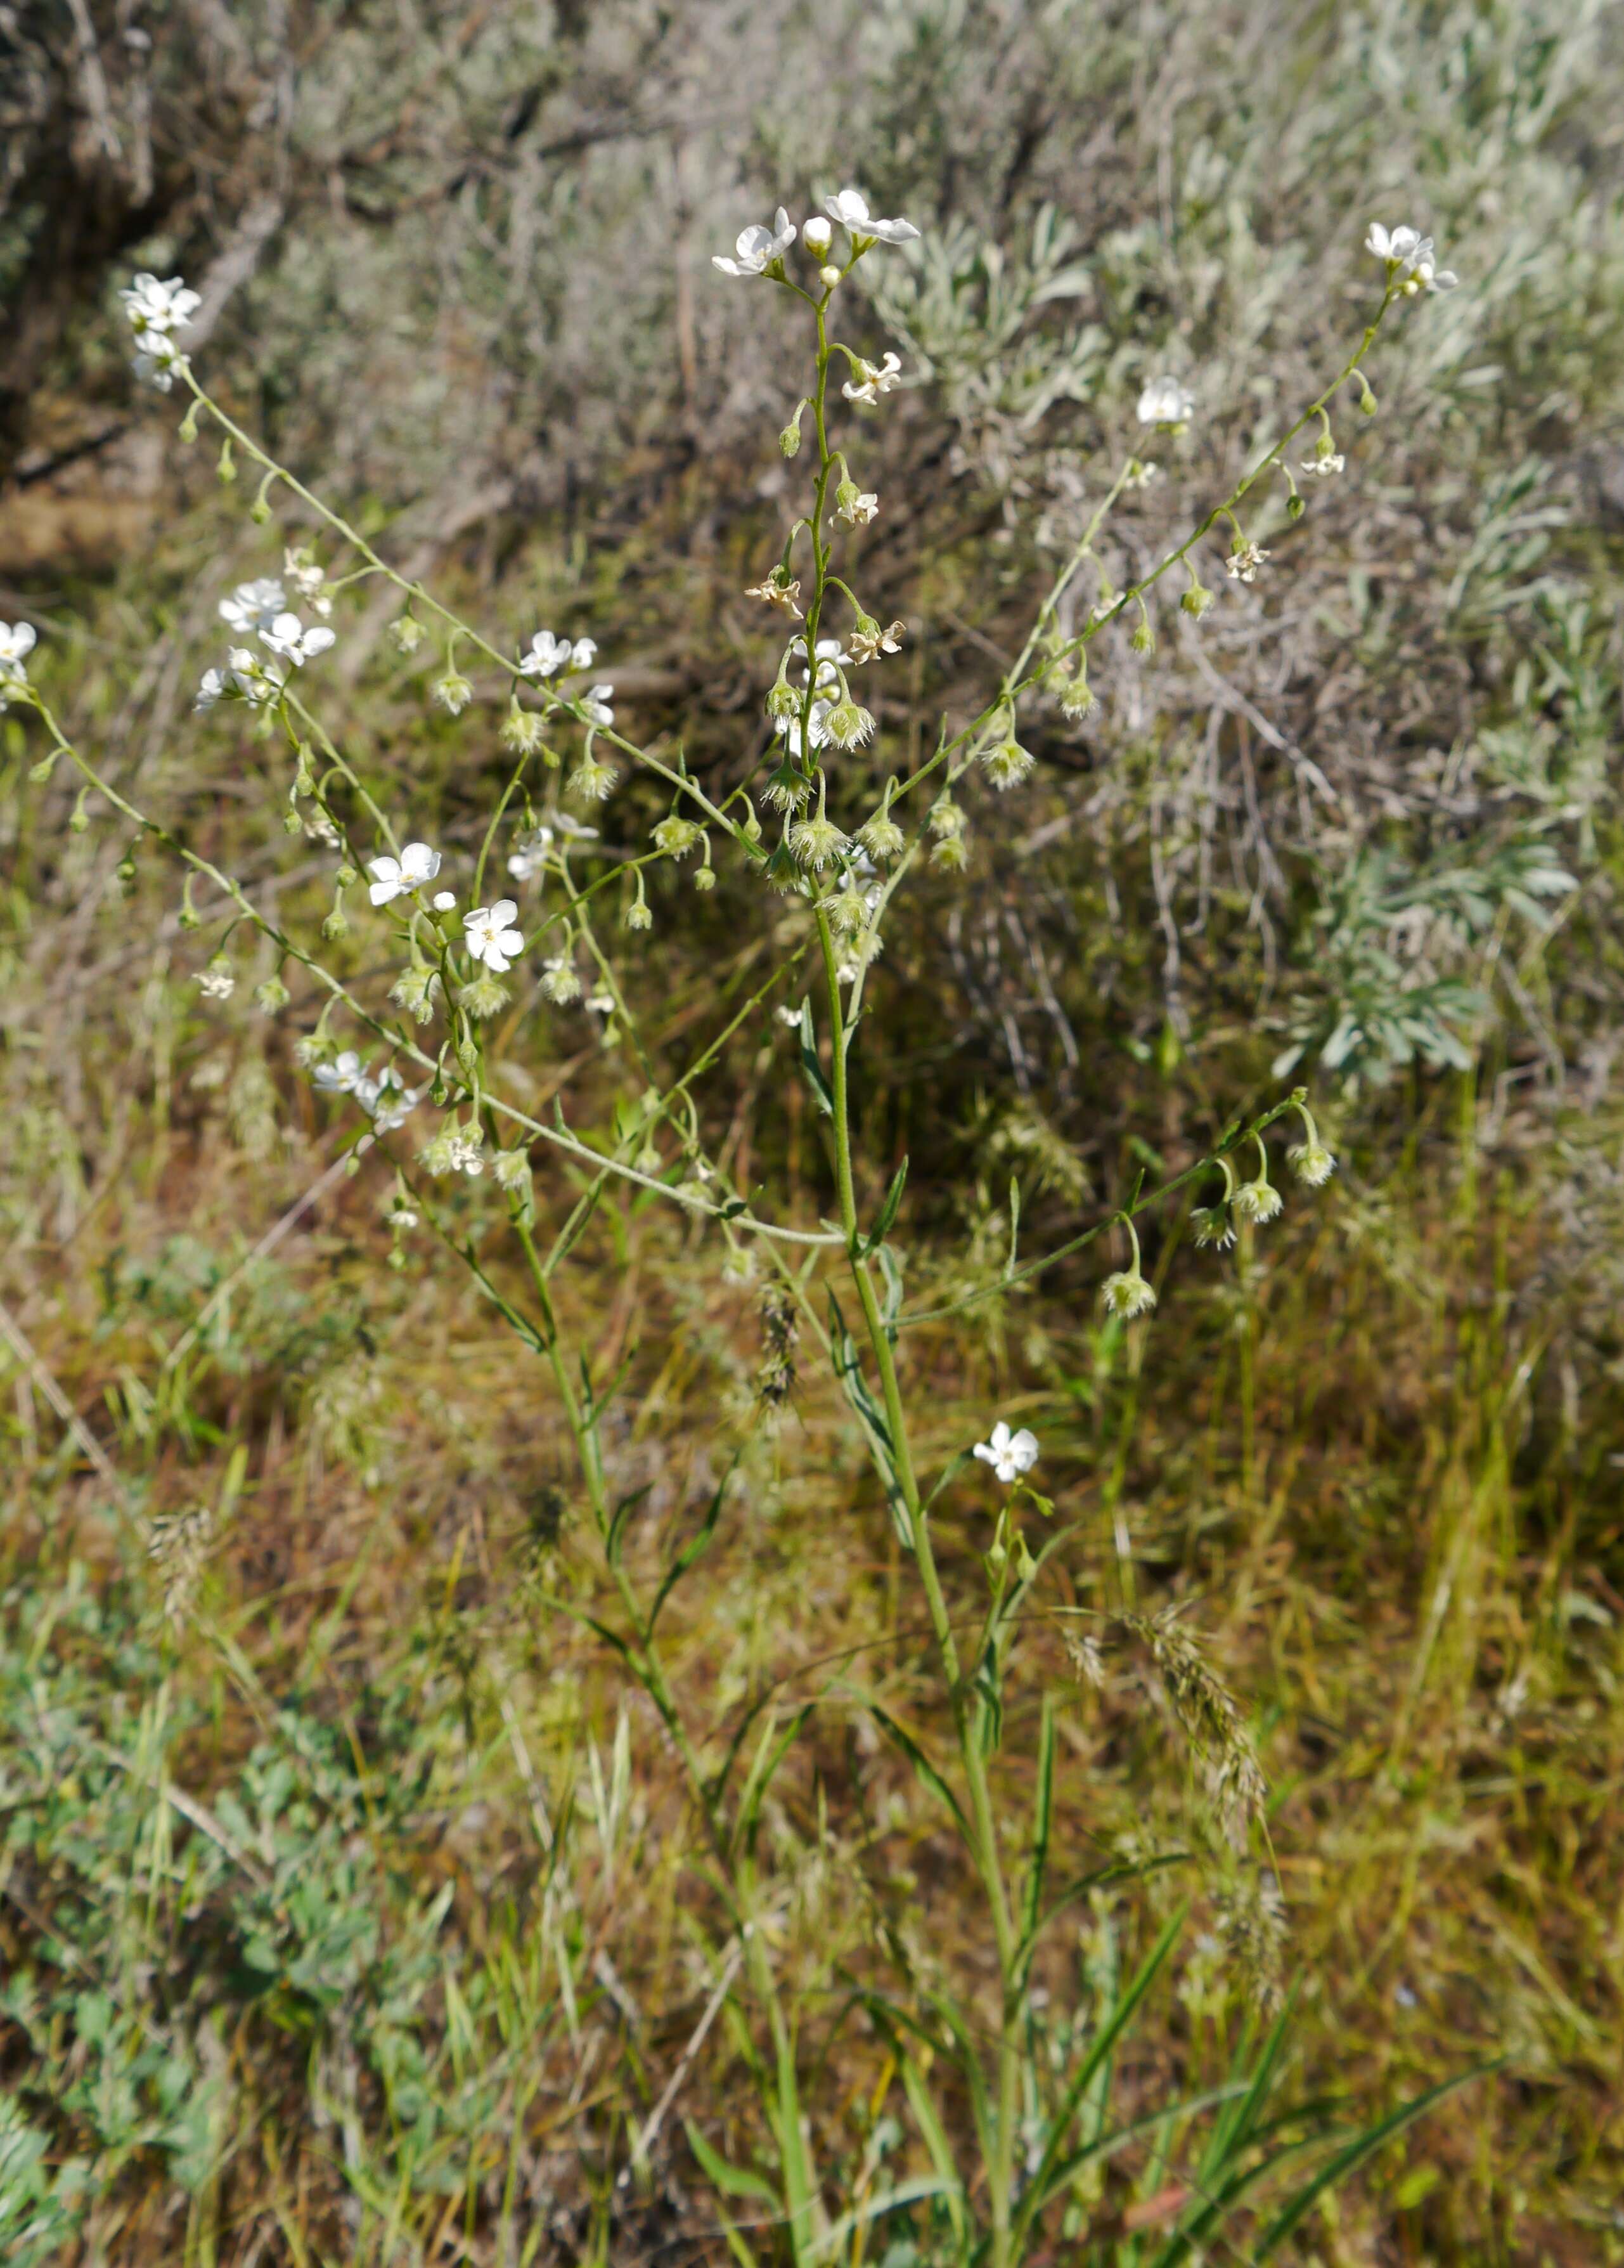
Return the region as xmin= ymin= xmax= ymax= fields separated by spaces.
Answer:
xmin=1 ymin=1047 xmax=1619 ymax=2262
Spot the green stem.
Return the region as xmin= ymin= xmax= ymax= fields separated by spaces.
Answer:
xmin=813 ymin=905 xmax=1021 ymax=2268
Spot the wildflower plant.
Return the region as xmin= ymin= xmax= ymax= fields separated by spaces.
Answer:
xmin=11 ymin=190 xmax=1479 ymax=2262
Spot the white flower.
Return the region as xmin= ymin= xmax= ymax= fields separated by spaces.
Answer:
xmin=1366 ymin=223 xmax=1459 ymax=291
xmin=973 ymin=1420 xmax=1040 ymax=1486
xmin=774 ymin=698 xmax=834 ymax=758
xmin=1301 ymin=452 xmax=1345 ymax=479
xmin=823 ymin=188 xmax=920 ymax=245
xmin=1364 ymin=222 xmax=1424 ymax=266
xmin=507 ymin=826 xmax=555 ymax=881
xmin=219 ymin=578 xmax=287 ymax=635
xmin=132 ymin=335 xmax=190 ymax=392
xmin=554 ymin=812 xmax=600 ymax=839
xmin=789 ymin=634 xmax=848 ymax=689
xmin=226 ymin=645 xmax=285 ymax=706
xmin=848 ymin=618 xmax=905 ymax=665
xmin=842 ymin=351 xmax=904 ymax=406
xmin=120 ymin=273 xmax=200 ymax=337
xmin=1225 ymin=541 xmax=1270 ymax=584
xmin=367 ymin=841 xmax=443 ymax=905
xmin=579 ymin=683 xmax=614 ymax=726
xmin=446 ymin=1129 xmax=485 ymax=1176
xmin=1408 ymin=255 xmax=1459 ymax=294
xmin=463 ymin=899 xmax=525 ymax=973
xmin=193 ymin=666 xmax=229 ymax=712
xmin=837 ymin=487 xmax=879 ymax=527
xmin=313 ymin=1050 xmax=367 ymax=1094
xmin=197 ymin=960 xmax=235 ymax=1000
xmin=283 ymin=548 xmax=330 ymax=611
xmin=803 ymin=216 xmax=833 ymax=256
xmin=0 ymin=621 xmax=37 ymax=670
xmin=356 ymin=1066 xmax=418 ymax=1131
xmin=519 ymin=630 xmax=598 ymax=678
xmin=775 ymin=1004 xmax=802 ymax=1027
xmin=712 ymin=207 xmax=797 ymax=277
xmin=1137 ymin=375 xmax=1195 ymax=426
xmin=260 ymin=612 xmax=336 ymax=666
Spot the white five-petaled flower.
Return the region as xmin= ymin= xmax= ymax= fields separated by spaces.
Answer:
xmin=463 ymin=898 xmax=525 ymax=973
xmin=313 ymin=1051 xmax=367 ymax=1094
xmin=1225 ymin=541 xmax=1270 ymax=583
xmin=219 ymin=578 xmax=287 ymax=635
xmin=1137 ymin=375 xmax=1195 ymax=426
xmin=120 ymin=273 xmax=200 ymax=338
xmin=367 ymin=841 xmax=443 ymax=905
xmin=0 ymin=621 xmax=39 ymax=671
xmin=775 ymin=698 xmax=834 ymax=758
xmin=519 ymin=630 xmax=598 ymax=678
xmin=712 ymin=207 xmax=797 ymax=277
xmin=508 ymin=826 xmax=555 ymax=881
xmin=1 ymin=620 xmax=35 ymax=705
xmin=823 ymin=188 xmax=920 ymax=245
xmin=973 ymin=1420 xmax=1040 ymax=1486
xmin=789 ymin=634 xmax=848 ymax=689
xmin=578 ymin=682 xmax=614 ymax=726
xmin=842 ymin=351 xmax=904 ymax=406
xmin=260 ymin=612 xmax=337 ymax=666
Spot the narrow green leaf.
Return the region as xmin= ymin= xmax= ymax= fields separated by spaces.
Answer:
xmin=863 ymin=1156 xmax=909 ymax=1254
xmin=1021 ymin=1694 xmax=1056 ymax=1945
xmin=1251 ymin=2064 xmax=1500 ymax=2258
xmin=838 ymin=1682 xmax=970 ymax=1842
xmin=649 ymin=1454 xmax=739 ymax=1631
xmin=1014 ymin=1905 xmax=1187 ymax=2239
xmin=684 ymin=2118 xmax=777 ymax=2205
xmin=604 ymin=1483 xmax=651 ymax=1569
xmin=798 ymin=1000 xmax=834 ymax=1117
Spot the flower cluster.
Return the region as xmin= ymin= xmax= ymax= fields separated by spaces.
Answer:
xmin=312 ymin=1051 xmax=420 ymax=1131
xmin=712 ymin=188 xmax=919 ymax=283
xmin=120 ymin=272 xmax=200 ymax=391
xmin=196 ymin=577 xmax=336 ymax=711
xmin=1365 ymin=222 xmax=1458 ymax=295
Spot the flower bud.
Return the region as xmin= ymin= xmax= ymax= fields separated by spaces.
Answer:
xmin=1287 ymin=1139 xmax=1337 ymax=1187
xmin=335 ymin=863 xmax=358 ymax=888
xmin=1102 ymin=1268 xmax=1156 ymax=1318
xmin=779 ymin=418 xmax=803 ymax=458
xmin=819 ymin=264 xmax=842 ymax=290
xmin=858 ymin=811 xmax=905 ymax=861
xmin=803 ymin=216 xmax=833 ymax=256
xmin=1287 ymin=492 xmax=1306 ymax=522
xmin=823 ymin=699 xmax=875 ymax=749
xmin=1180 ymin=582 xmax=1215 ymax=618
xmin=653 ymin=814 xmax=702 ymax=857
